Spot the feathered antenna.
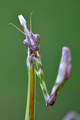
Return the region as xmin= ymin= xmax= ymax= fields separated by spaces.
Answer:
xmin=30 ymin=12 xmax=33 ymax=32
xmin=9 ymin=22 xmax=25 ymax=35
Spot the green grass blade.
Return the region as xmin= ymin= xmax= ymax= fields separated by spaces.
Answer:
xmin=25 ymin=64 xmax=36 ymax=120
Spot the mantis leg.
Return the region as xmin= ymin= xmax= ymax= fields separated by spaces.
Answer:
xmin=33 ymin=47 xmax=72 ymax=106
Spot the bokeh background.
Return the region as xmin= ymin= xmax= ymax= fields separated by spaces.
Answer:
xmin=0 ymin=0 xmax=80 ymax=120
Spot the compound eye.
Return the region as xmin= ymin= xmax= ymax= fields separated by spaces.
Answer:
xmin=36 ymin=34 xmax=40 ymax=40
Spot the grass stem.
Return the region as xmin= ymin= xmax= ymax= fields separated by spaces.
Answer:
xmin=25 ymin=63 xmax=36 ymax=120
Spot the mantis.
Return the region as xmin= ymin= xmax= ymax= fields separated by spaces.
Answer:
xmin=12 ymin=14 xmax=72 ymax=120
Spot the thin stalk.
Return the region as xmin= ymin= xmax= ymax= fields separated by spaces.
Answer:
xmin=25 ymin=56 xmax=36 ymax=120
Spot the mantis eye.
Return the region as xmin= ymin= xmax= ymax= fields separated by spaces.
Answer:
xmin=35 ymin=34 xmax=40 ymax=40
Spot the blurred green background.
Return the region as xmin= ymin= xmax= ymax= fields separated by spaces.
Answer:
xmin=0 ymin=0 xmax=80 ymax=120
